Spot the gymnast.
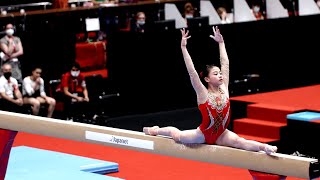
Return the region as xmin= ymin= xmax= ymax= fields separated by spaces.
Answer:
xmin=143 ymin=26 xmax=277 ymax=155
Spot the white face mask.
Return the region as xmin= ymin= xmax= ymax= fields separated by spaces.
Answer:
xmin=137 ymin=20 xmax=145 ymax=25
xmin=6 ymin=29 xmax=14 ymax=36
xmin=71 ymin=70 xmax=80 ymax=77
xmin=185 ymin=14 xmax=194 ymax=19
xmin=253 ymin=6 xmax=260 ymax=13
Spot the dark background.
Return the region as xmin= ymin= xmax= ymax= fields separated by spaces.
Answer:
xmin=0 ymin=1 xmax=319 ymax=118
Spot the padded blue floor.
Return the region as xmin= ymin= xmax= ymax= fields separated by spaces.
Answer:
xmin=6 ymin=146 xmax=122 ymax=180
xmin=287 ymin=111 xmax=320 ymax=122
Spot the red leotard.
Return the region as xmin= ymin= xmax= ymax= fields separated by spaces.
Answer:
xmin=198 ymin=93 xmax=230 ymax=144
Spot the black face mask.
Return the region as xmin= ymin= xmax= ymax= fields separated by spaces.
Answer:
xmin=3 ymin=72 xmax=11 ymax=80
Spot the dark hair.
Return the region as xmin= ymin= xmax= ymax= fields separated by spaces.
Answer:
xmin=71 ymin=62 xmax=81 ymax=70
xmin=30 ymin=65 xmax=42 ymax=72
xmin=200 ymin=64 xmax=217 ymax=77
xmin=199 ymin=64 xmax=219 ymax=86
xmin=184 ymin=2 xmax=194 ymax=14
xmin=217 ymin=7 xmax=227 ymax=16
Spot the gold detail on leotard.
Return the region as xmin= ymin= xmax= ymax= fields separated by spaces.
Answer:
xmin=207 ymin=89 xmax=226 ymax=112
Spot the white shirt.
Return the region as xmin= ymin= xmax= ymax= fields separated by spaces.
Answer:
xmin=22 ymin=76 xmax=46 ymax=97
xmin=0 ymin=76 xmax=19 ymax=99
xmin=221 ymin=18 xmax=232 ymax=24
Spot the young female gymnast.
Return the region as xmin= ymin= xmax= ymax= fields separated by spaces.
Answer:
xmin=143 ymin=26 xmax=277 ymax=155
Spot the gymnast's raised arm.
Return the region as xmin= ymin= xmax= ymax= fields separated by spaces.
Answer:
xmin=180 ymin=28 xmax=207 ymax=104
xmin=209 ymin=26 xmax=230 ymax=97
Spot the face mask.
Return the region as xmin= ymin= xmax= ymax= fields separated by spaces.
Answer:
xmin=253 ymin=6 xmax=260 ymax=13
xmin=71 ymin=70 xmax=80 ymax=77
xmin=3 ymin=72 xmax=11 ymax=80
xmin=137 ymin=20 xmax=145 ymax=25
xmin=185 ymin=15 xmax=194 ymax=19
xmin=6 ymin=29 xmax=14 ymax=36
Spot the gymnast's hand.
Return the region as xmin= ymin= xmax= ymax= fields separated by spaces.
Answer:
xmin=210 ymin=26 xmax=224 ymax=43
xmin=180 ymin=28 xmax=191 ymax=47
xmin=76 ymin=96 xmax=84 ymax=102
xmin=84 ymin=97 xmax=89 ymax=102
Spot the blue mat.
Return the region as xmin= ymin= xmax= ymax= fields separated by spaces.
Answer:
xmin=6 ymin=146 xmax=122 ymax=180
xmin=287 ymin=111 xmax=320 ymax=122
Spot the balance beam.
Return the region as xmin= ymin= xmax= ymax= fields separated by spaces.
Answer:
xmin=0 ymin=110 xmax=319 ymax=179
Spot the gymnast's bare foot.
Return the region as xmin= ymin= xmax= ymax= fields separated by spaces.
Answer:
xmin=261 ymin=144 xmax=278 ymax=155
xmin=143 ymin=126 xmax=159 ymax=136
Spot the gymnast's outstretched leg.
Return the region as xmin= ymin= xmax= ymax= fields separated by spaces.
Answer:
xmin=143 ymin=126 xmax=205 ymax=144
xmin=216 ymin=129 xmax=277 ymax=154
xmin=0 ymin=129 xmax=18 ymax=179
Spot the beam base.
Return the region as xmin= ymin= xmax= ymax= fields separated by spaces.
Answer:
xmin=249 ymin=170 xmax=287 ymax=180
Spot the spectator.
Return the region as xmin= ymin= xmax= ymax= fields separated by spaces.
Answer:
xmin=130 ymin=11 xmax=147 ymax=33
xmin=183 ymin=2 xmax=195 ymax=19
xmin=61 ymin=62 xmax=90 ymax=121
xmin=282 ymin=0 xmax=298 ymax=17
xmin=252 ymin=4 xmax=265 ymax=20
xmin=22 ymin=66 xmax=56 ymax=118
xmin=316 ymin=0 xmax=320 ymax=8
xmin=0 ymin=64 xmax=23 ymax=113
xmin=217 ymin=7 xmax=232 ymax=24
xmin=0 ymin=23 xmax=24 ymax=83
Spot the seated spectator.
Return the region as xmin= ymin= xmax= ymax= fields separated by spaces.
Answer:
xmin=0 ymin=64 xmax=24 ymax=113
xmin=61 ymin=62 xmax=90 ymax=121
xmin=183 ymin=2 xmax=195 ymax=19
xmin=130 ymin=11 xmax=147 ymax=33
xmin=22 ymin=66 xmax=56 ymax=118
xmin=0 ymin=23 xmax=24 ymax=83
xmin=252 ymin=4 xmax=265 ymax=20
xmin=217 ymin=7 xmax=232 ymax=24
